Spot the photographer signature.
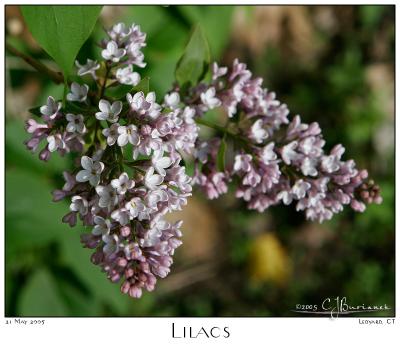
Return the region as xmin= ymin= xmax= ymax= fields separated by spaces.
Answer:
xmin=292 ymin=296 xmax=391 ymax=318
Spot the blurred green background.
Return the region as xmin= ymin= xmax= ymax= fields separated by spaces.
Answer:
xmin=5 ymin=5 xmax=394 ymax=316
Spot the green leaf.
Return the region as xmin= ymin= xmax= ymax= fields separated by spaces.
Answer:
xmin=28 ymin=106 xmax=41 ymax=116
xmin=132 ymin=76 xmax=150 ymax=94
xmin=177 ymin=6 xmax=234 ymax=58
xmin=175 ymin=25 xmax=210 ymax=88
xmin=6 ymin=119 xmax=69 ymax=176
xmin=5 ymin=168 xmax=70 ymax=256
xmin=21 ymin=5 xmax=102 ymax=76
xmin=18 ymin=268 xmax=68 ymax=316
xmin=217 ymin=136 xmax=227 ymax=172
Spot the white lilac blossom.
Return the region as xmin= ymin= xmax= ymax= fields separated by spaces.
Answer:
xmin=102 ymin=123 xmax=120 ymax=146
xmin=70 ymin=196 xmax=88 ymax=216
xmin=200 ymin=87 xmax=221 ymax=109
xmin=95 ymin=99 xmax=123 ymax=123
xmin=67 ymin=82 xmax=89 ymax=102
xmin=96 ymin=185 xmax=118 ymax=209
xmin=108 ymin=22 xmax=131 ymax=42
xmin=250 ymin=119 xmax=268 ymax=143
xmin=151 ymin=150 xmax=172 ymax=176
xmin=75 ymin=59 xmax=100 ymax=79
xmin=111 ymin=173 xmax=135 ymax=194
xmin=40 ymin=96 xmax=61 ymax=119
xmin=76 ymin=156 xmax=104 ymax=186
xmin=145 ymin=167 xmax=164 ymax=190
xmin=101 ymin=40 xmax=126 ymax=62
xmin=47 ymin=134 xmax=65 ymax=152
xmin=164 ymin=92 xmax=180 ymax=109
xmin=92 ymin=216 xmax=111 ymax=236
xmin=117 ymin=124 xmax=140 ymax=146
xmin=116 ymin=65 xmax=140 ymax=85
xmin=127 ymin=91 xmax=160 ymax=119
xmin=66 ymin=113 xmax=86 ymax=134
xmin=24 ymin=21 xmax=381 ymax=300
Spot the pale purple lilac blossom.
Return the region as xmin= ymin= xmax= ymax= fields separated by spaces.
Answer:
xmin=24 ymin=22 xmax=381 ymax=300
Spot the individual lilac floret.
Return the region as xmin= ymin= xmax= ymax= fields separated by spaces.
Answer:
xmin=96 ymin=184 xmax=118 ymax=209
xmin=164 ymin=92 xmax=180 ymax=109
xmin=76 ymin=155 xmax=104 ymax=187
xmin=111 ymin=173 xmax=135 ymax=194
xmin=116 ymin=66 xmax=140 ymax=85
xmin=108 ymin=22 xmax=131 ymax=42
xmin=200 ymin=87 xmax=221 ymax=109
xmin=101 ymin=40 xmax=126 ymax=62
xmin=145 ymin=167 xmax=164 ymax=190
xmin=117 ymin=124 xmax=140 ymax=146
xmin=67 ymin=82 xmax=89 ymax=102
xmin=40 ymin=96 xmax=61 ymax=119
xmin=92 ymin=216 xmax=111 ymax=236
xmin=75 ymin=59 xmax=100 ymax=79
xmin=151 ymin=150 xmax=172 ymax=176
xmin=66 ymin=114 xmax=86 ymax=134
xmin=102 ymin=123 xmax=120 ymax=146
xmin=95 ymin=99 xmax=122 ymax=123
xmin=47 ymin=134 xmax=65 ymax=152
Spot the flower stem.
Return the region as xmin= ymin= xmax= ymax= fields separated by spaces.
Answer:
xmin=195 ymin=117 xmax=255 ymax=150
xmin=6 ymin=42 xmax=64 ymax=84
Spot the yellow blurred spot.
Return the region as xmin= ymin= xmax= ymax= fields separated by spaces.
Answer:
xmin=248 ymin=233 xmax=291 ymax=286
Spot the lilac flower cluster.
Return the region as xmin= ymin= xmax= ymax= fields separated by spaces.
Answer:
xmin=25 ymin=22 xmax=196 ymax=298
xmin=187 ymin=60 xmax=382 ymax=223
xmin=24 ymin=21 xmax=381 ymax=299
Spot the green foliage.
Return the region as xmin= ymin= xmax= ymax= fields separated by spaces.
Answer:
xmin=177 ymin=6 xmax=234 ymax=57
xmin=19 ymin=268 xmax=68 ymax=316
xmin=106 ymin=76 xmax=150 ymax=99
xmin=175 ymin=25 xmax=210 ymax=88
xmin=21 ymin=5 xmax=102 ymax=76
xmin=216 ymin=135 xmax=227 ymax=172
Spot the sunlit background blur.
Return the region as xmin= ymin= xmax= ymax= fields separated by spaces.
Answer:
xmin=5 ymin=5 xmax=394 ymax=316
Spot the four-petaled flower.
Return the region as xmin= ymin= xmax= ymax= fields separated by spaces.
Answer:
xmin=101 ymin=40 xmax=126 ymax=62
xmin=116 ymin=66 xmax=140 ymax=85
xmin=117 ymin=124 xmax=140 ymax=146
xmin=67 ymin=82 xmax=89 ymax=102
xmin=164 ymin=92 xmax=180 ymax=109
xmin=250 ymin=119 xmax=268 ymax=144
xmin=233 ymin=154 xmax=252 ymax=172
xmin=75 ymin=59 xmax=100 ymax=79
xmin=66 ymin=113 xmax=86 ymax=134
xmin=92 ymin=216 xmax=111 ymax=236
xmin=102 ymin=234 xmax=121 ymax=255
xmin=111 ymin=172 xmax=135 ymax=194
xmin=70 ymin=196 xmax=88 ymax=216
xmin=125 ymin=197 xmax=146 ymax=220
xmin=108 ymin=22 xmax=131 ymax=41
xmin=40 ymin=96 xmax=61 ymax=119
xmin=47 ymin=134 xmax=65 ymax=152
xmin=291 ymin=179 xmax=311 ymax=199
xmin=96 ymin=184 xmax=119 ymax=209
xmin=76 ymin=156 xmax=104 ymax=186
xmin=144 ymin=167 xmax=164 ymax=190
xmin=200 ymin=87 xmax=221 ymax=109
xmin=102 ymin=123 xmax=120 ymax=146
xmin=95 ymin=99 xmax=122 ymax=123
xmin=151 ymin=150 xmax=172 ymax=176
